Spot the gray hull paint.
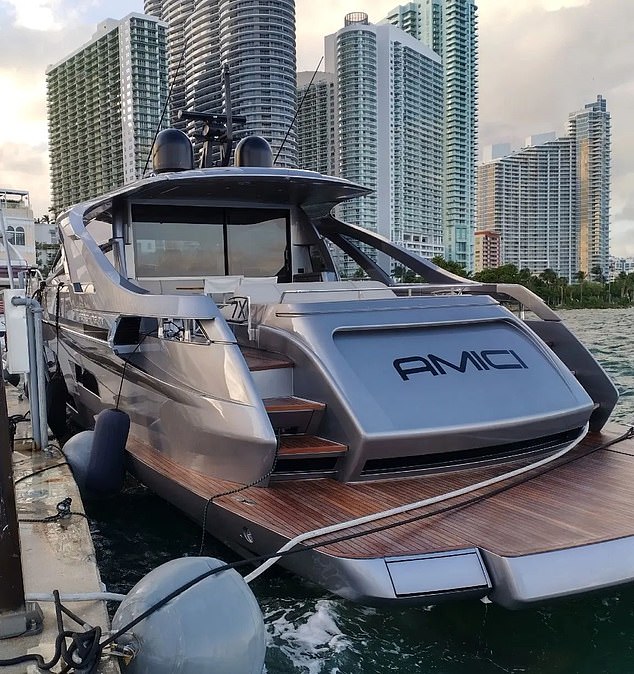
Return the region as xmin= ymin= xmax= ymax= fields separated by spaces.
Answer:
xmin=44 ymin=166 xmax=622 ymax=608
xmin=52 ymin=320 xmax=278 ymax=484
xmin=128 ymin=451 xmax=492 ymax=606
xmin=482 ymin=538 xmax=634 ymax=609
xmin=257 ymin=297 xmax=594 ymax=481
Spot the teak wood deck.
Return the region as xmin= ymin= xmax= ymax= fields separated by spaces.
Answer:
xmin=126 ymin=423 xmax=634 ymax=560
xmin=240 ymin=347 xmax=293 ymax=371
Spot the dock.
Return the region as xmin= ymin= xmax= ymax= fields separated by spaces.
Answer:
xmin=1 ymin=380 xmax=119 ymax=673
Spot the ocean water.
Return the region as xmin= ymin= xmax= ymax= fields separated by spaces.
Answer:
xmin=88 ymin=308 xmax=634 ymax=674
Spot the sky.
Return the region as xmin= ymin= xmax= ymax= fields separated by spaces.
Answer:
xmin=0 ymin=0 xmax=632 ymax=256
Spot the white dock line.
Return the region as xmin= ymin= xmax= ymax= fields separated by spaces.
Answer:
xmin=245 ymin=423 xmax=590 ymax=584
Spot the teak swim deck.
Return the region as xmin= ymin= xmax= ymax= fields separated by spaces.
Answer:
xmin=126 ymin=423 xmax=634 ymax=607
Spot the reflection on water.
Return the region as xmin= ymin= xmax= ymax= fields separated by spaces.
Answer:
xmin=88 ymin=308 xmax=634 ymax=673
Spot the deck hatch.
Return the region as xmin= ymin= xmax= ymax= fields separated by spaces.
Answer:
xmin=386 ymin=550 xmax=490 ymax=597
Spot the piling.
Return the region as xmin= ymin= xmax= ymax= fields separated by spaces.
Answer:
xmin=0 ymin=375 xmax=30 ymax=639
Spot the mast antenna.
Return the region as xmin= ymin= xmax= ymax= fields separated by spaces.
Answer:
xmin=178 ymin=65 xmax=246 ymax=168
xmin=142 ymin=36 xmax=189 ymax=176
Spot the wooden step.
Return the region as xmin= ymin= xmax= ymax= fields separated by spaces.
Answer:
xmin=241 ymin=346 xmax=293 ymax=371
xmin=264 ymin=397 xmax=325 ymax=413
xmin=278 ymin=435 xmax=347 ymax=459
xmin=270 ymin=434 xmax=348 ymax=481
xmin=264 ymin=396 xmax=326 ymax=434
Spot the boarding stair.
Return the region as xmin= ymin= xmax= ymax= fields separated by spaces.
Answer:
xmin=241 ymin=346 xmax=348 ymax=481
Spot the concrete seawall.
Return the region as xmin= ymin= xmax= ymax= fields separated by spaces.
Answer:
xmin=1 ymin=382 xmax=119 ymax=673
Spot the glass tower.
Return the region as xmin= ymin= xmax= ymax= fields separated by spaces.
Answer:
xmin=383 ymin=0 xmax=478 ymax=270
xmin=477 ymin=96 xmax=611 ymax=282
xmin=568 ymin=95 xmax=611 ymax=278
xmin=296 ymin=71 xmax=337 ymax=176
xmin=320 ymin=13 xmax=444 ymax=266
xmin=477 ymin=136 xmax=576 ymax=282
xmin=145 ymin=0 xmax=297 ymax=167
xmin=46 ymin=13 xmax=168 ymax=214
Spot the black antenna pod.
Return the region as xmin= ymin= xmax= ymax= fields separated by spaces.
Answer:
xmin=274 ymin=56 xmax=324 ymax=165
xmin=178 ymin=65 xmax=246 ymax=168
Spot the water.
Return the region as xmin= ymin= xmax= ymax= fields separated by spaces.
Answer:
xmin=88 ymin=308 xmax=634 ymax=673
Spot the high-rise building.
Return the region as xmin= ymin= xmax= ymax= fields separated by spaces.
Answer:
xmin=384 ymin=2 xmax=426 ymax=39
xmin=47 ymin=13 xmax=168 ymax=213
xmin=144 ymin=0 xmax=163 ymax=19
xmin=315 ymin=13 xmax=443 ymax=265
xmin=569 ymin=95 xmax=611 ymax=278
xmin=145 ymin=0 xmax=297 ymax=168
xmin=154 ymin=0 xmax=194 ymax=134
xmin=477 ymin=136 xmax=576 ymax=281
xmin=383 ymin=1 xmax=478 ymax=270
xmin=477 ymin=97 xmax=611 ymax=282
xmin=474 ymin=229 xmax=500 ymax=272
xmin=296 ymin=72 xmax=337 ymax=176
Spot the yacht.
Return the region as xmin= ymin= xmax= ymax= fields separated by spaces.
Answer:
xmin=42 ymin=128 xmax=634 ymax=608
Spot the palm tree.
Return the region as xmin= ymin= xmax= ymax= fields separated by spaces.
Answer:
xmin=624 ymin=273 xmax=634 ymax=302
xmin=575 ymin=270 xmax=586 ymax=303
xmin=518 ymin=267 xmax=533 ymax=285
xmin=591 ymin=265 xmax=604 ymax=284
xmin=558 ymin=276 xmax=569 ymax=305
xmin=539 ymin=268 xmax=558 ymax=285
xmin=430 ymin=256 xmax=470 ymax=279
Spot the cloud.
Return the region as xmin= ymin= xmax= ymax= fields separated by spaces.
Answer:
xmin=611 ymin=221 xmax=634 ymax=258
xmin=0 ymin=142 xmax=49 ymax=216
xmin=0 ymin=142 xmax=46 ymax=173
xmin=615 ymin=195 xmax=634 ymax=224
xmin=479 ymin=3 xmax=632 ymax=140
xmin=0 ymin=23 xmax=90 ymax=160
xmin=0 ymin=19 xmax=95 ymax=215
xmin=0 ymin=22 xmax=91 ymax=74
xmin=542 ymin=0 xmax=590 ymax=10
xmin=0 ymin=0 xmax=61 ymax=30
xmin=0 ymin=0 xmax=120 ymax=31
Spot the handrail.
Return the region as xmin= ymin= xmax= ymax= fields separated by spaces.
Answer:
xmin=279 ymin=285 xmax=392 ymax=303
xmin=220 ymin=295 xmax=254 ymax=340
xmin=391 ymin=282 xmax=561 ymax=321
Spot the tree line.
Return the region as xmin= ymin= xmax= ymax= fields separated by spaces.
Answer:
xmin=431 ymin=258 xmax=634 ymax=309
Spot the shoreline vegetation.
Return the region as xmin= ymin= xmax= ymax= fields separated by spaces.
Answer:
xmin=395 ymin=258 xmax=634 ymax=310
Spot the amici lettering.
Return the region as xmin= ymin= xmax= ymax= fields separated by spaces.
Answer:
xmin=393 ymin=350 xmax=528 ymax=381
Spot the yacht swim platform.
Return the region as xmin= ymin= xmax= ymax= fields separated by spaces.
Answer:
xmin=126 ymin=422 xmax=634 ymax=609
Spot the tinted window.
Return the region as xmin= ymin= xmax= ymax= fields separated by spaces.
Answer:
xmin=134 ymin=220 xmax=224 ymax=278
xmin=227 ymin=210 xmax=288 ymax=277
xmin=132 ymin=206 xmax=289 ymax=279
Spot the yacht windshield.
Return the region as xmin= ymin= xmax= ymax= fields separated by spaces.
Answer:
xmin=131 ymin=205 xmax=289 ymax=278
